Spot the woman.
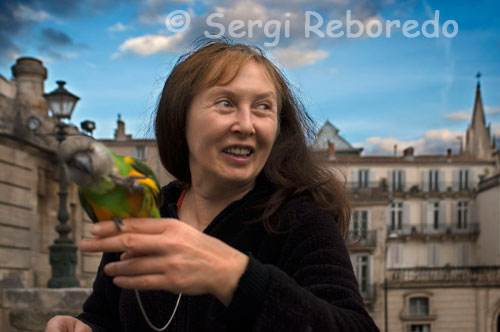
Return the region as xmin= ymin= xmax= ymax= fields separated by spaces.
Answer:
xmin=46 ymin=41 xmax=379 ymax=332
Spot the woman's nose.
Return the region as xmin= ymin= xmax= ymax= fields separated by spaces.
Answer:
xmin=231 ymin=106 xmax=256 ymax=136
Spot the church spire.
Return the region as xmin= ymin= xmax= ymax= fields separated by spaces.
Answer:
xmin=465 ymin=72 xmax=493 ymax=159
xmin=471 ymin=72 xmax=486 ymax=128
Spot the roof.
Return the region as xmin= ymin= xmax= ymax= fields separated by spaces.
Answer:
xmin=312 ymin=121 xmax=363 ymax=155
xmin=317 ymin=152 xmax=497 ymax=165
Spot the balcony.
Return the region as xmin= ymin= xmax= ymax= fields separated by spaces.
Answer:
xmin=346 ymin=181 xmax=477 ymax=198
xmin=345 ymin=181 xmax=389 ymax=201
xmin=387 ymin=223 xmax=480 ymax=238
xmin=359 ymin=283 xmax=377 ymax=302
xmin=450 ymin=222 xmax=480 ymax=235
xmin=387 ymin=266 xmax=500 ymax=287
xmin=347 ymin=230 xmax=377 ymax=250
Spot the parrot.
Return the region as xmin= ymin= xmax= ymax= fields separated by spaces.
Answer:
xmin=60 ymin=135 xmax=180 ymax=332
xmin=60 ymin=135 xmax=162 ymax=230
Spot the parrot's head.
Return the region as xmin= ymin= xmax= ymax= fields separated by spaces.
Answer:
xmin=60 ymin=136 xmax=113 ymax=188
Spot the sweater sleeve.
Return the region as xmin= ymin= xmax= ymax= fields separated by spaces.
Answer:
xmin=218 ymin=196 xmax=379 ymax=332
xmin=76 ymin=252 xmax=122 ymax=332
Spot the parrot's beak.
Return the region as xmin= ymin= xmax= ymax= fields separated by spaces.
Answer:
xmin=69 ymin=152 xmax=93 ymax=174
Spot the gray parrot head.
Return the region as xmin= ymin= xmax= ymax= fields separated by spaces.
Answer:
xmin=60 ymin=136 xmax=113 ymax=188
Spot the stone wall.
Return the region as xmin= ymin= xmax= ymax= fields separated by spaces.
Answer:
xmin=1 ymin=288 xmax=92 ymax=332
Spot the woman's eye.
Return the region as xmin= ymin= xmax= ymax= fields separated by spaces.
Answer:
xmin=257 ymin=103 xmax=271 ymax=110
xmin=216 ymin=100 xmax=232 ymax=107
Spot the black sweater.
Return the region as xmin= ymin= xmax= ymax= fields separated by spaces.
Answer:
xmin=77 ymin=179 xmax=379 ymax=331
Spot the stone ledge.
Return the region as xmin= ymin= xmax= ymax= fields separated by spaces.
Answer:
xmin=2 ymin=288 xmax=92 ymax=310
xmin=1 ymin=288 xmax=92 ymax=332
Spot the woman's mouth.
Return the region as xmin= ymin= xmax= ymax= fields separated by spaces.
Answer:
xmin=222 ymin=146 xmax=253 ymax=157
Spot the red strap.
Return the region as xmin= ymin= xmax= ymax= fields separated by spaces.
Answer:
xmin=176 ymin=190 xmax=187 ymax=210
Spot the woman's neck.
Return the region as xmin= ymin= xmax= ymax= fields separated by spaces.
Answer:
xmin=179 ymin=180 xmax=255 ymax=231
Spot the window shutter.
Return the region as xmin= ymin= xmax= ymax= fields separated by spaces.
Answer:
xmin=451 ymin=201 xmax=458 ymax=228
xmin=427 ymin=202 xmax=434 ymax=230
xmin=401 ymin=169 xmax=407 ymax=190
xmin=470 ymin=168 xmax=477 ymax=188
xmin=438 ymin=169 xmax=446 ymax=192
xmin=421 ymin=201 xmax=428 ymax=228
xmin=351 ymin=168 xmax=358 ymax=188
xmin=422 ymin=169 xmax=428 ymax=192
xmin=439 ymin=201 xmax=447 ymax=228
xmin=397 ymin=244 xmax=404 ymax=267
xmin=387 ymin=169 xmax=393 ymax=192
xmin=368 ymin=169 xmax=375 ymax=187
xmin=452 ymin=168 xmax=459 ymax=191
xmin=403 ymin=202 xmax=410 ymax=229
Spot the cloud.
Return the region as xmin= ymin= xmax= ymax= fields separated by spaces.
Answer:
xmin=111 ymin=0 xmax=393 ymax=68
xmin=108 ymin=22 xmax=133 ymax=32
xmin=356 ymin=128 xmax=464 ymax=155
xmin=114 ymin=33 xmax=185 ymax=57
xmin=445 ymin=111 xmax=469 ymax=121
xmin=486 ymin=106 xmax=500 ymax=116
xmin=272 ymin=47 xmax=329 ymax=69
xmin=137 ymin=0 xmax=193 ymax=25
xmin=13 ymin=4 xmax=52 ymax=21
xmin=41 ymin=27 xmax=74 ymax=46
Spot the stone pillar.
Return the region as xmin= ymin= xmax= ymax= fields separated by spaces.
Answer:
xmin=11 ymin=57 xmax=48 ymax=115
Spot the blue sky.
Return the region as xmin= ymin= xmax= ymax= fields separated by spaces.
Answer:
xmin=1 ymin=0 xmax=499 ymax=155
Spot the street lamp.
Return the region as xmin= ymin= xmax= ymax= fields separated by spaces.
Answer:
xmin=384 ymin=231 xmax=399 ymax=332
xmin=43 ymin=81 xmax=80 ymax=288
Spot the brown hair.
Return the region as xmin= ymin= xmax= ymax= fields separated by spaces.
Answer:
xmin=154 ymin=40 xmax=351 ymax=238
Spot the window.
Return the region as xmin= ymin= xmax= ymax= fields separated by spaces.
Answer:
xmin=134 ymin=146 xmax=147 ymax=160
xmin=390 ymin=202 xmax=403 ymax=231
xmin=352 ymin=210 xmax=369 ymax=238
xmin=358 ymin=169 xmax=369 ymax=188
xmin=428 ymin=169 xmax=439 ymax=191
xmin=354 ymin=256 xmax=370 ymax=294
xmin=457 ymin=243 xmax=469 ymax=266
xmin=409 ymin=325 xmax=430 ymax=332
xmin=391 ymin=169 xmax=405 ymax=191
xmin=458 ymin=169 xmax=469 ymax=190
xmin=409 ymin=297 xmax=429 ymax=316
xmin=432 ymin=202 xmax=440 ymax=230
xmin=457 ymin=201 xmax=469 ymax=229
xmin=389 ymin=243 xmax=404 ymax=267
xmin=427 ymin=243 xmax=440 ymax=266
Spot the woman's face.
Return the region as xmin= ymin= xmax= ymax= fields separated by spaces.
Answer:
xmin=186 ymin=60 xmax=279 ymax=190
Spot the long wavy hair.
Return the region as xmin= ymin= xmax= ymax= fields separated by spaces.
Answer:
xmin=154 ymin=40 xmax=351 ymax=238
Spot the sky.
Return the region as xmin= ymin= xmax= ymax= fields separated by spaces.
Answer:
xmin=1 ymin=0 xmax=499 ymax=155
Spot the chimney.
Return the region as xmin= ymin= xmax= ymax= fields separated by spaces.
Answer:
xmin=446 ymin=148 xmax=452 ymax=157
xmin=393 ymin=144 xmax=397 ymax=156
xmin=11 ymin=57 xmax=48 ymax=114
xmin=403 ymin=147 xmax=414 ymax=157
xmin=114 ymin=114 xmax=132 ymax=141
xmin=328 ymin=141 xmax=335 ymax=156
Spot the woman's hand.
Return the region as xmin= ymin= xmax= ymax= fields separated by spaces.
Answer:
xmin=45 ymin=316 xmax=91 ymax=332
xmin=79 ymin=218 xmax=249 ymax=306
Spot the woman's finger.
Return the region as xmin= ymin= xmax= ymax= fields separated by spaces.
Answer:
xmin=90 ymin=218 xmax=177 ymax=237
xmin=79 ymin=232 xmax=168 ymax=254
xmin=104 ymin=256 xmax=171 ymax=277
xmin=112 ymin=274 xmax=171 ymax=291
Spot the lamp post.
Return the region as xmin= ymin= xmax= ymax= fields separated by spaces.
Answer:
xmin=44 ymin=81 xmax=80 ymax=288
xmin=384 ymin=231 xmax=399 ymax=332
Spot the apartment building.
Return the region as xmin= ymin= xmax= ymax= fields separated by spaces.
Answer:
xmin=313 ymin=82 xmax=500 ymax=331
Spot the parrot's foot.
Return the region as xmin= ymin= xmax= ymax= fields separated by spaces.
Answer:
xmin=112 ymin=216 xmax=123 ymax=232
xmin=109 ymin=174 xmax=147 ymax=193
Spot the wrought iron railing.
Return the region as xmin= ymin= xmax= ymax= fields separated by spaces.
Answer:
xmin=347 ymin=230 xmax=377 ymax=247
xmin=387 ymin=266 xmax=500 ymax=285
xmin=358 ymin=283 xmax=377 ymax=302
xmin=387 ymin=223 xmax=479 ymax=236
xmin=345 ymin=181 xmax=477 ymax=194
